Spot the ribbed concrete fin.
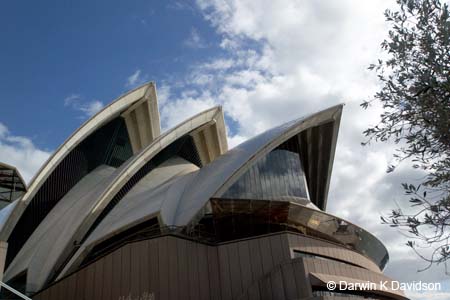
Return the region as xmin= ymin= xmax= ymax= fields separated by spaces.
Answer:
xmin=121 ymin=83 xmax=161 ymax=153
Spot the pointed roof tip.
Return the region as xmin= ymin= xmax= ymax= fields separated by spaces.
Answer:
xmin=130 ymin=81 xmax=155 ymax=93
xmin=323 ymin=103 xmax=344 ymax=111
xmin=331 ymin=103 xmax=345 ymax=118
xmin=310 ymin=103 xmax=344 ymax=124
xmin=144 ymin=80 xmax=156 ymax=88
xmin=333 ymin=102 xmax=344 ymax=115
xmin=211 ymin=105 xmax=223 ymax=113
xmin=325 ymin=102 xmax=344 ymax=111
xmin=0 ymin=161 xmax=19 ymax=172
xmin=120 ymin=81 xmax=156 ymax=97
xmin=0 ymin=162 xmax=27 ymax=191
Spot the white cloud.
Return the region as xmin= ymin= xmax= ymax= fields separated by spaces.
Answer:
xmin=227 ymin=134 xmax=247 ymax=148
xmin=80 ymin=100 xmax=104 ymax=116
xmin=167 ymin=1 xmax=197 ymax=13
xmin=156 ymin=84 xmax=171 ymax=106
xmin=155 ymin=0 xmax=449 ymax=297
xmin=200 ymin=58 xmax=235 ymax=70
xmin=64 ymin=94 xmax=104 ymax=118
xmin=0 ymin=123 xmax=8 ymax=138
xmin=0 ymin=123 xmax=51 ymax=183
xmin=160 ymin=90 xmax=216 ymax=131
xmin=63 ymin=94 xmax=80 ymax=106
xmin=126 ymin=69 xmax=149 ymax=88
xmin=184 ymin=27 xmax=207 ymax=49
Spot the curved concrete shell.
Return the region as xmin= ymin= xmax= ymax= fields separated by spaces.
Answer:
xmin=57 ymin=106 xmax=227 ymax=281
xmin=54 ymin=105 xmax=340 ymax=281
xmin=0 ymin=162 xmax=27 ymax=208
xmin=5 ymin=106 xmax=227 ymax=293
xmin=3 ymin=165 xmax=117 ymax=291
xmin=173 ymin=104 xmax=342 ymax=227
xmin=0 ymin=82 xmax=161 ymax=289
xmin=0 ymin=83 xmax=404 ymax=300
xmin=1 ymin=82 xmax=160 ymax=239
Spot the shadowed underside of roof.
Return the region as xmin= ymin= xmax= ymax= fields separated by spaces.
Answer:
xmin=0 ymin=82 xmax=161 ymax=274
xmin=3 ymin=105 xmax=228 ymax=293
xmin=171 ymin=104 xmax=343 ymax=228
xmin=55 ymin=106 xmax=227 ymax=285
xmin=0 ymin=162 xmax=26 ymax=206
xmin=53 ymin=105 xmax=343 ymax=283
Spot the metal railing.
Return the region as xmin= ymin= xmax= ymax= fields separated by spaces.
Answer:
xmin=0 ymin=281 xmax=32 ymax=300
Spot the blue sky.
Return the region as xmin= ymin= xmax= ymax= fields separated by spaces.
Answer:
xmin=1 ymin=1 xmax=449 ymax=299
xmin=0 ymin=0 xmax=223 ymax=149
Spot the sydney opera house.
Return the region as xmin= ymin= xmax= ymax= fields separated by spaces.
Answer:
xmin=0 ymin=82 xmax=407 ymax=300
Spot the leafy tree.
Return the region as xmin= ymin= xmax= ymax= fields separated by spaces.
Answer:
xmin=362 ymin=0 xmax=450 ymax=272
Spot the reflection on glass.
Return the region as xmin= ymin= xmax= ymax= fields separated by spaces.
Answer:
xmin=221 ymin=137 xmax=309 ymax=201
xmin=210 ymin=199 xmax=389 ymax=270
xmin=287 ymin=204 xmax=389 ymax=269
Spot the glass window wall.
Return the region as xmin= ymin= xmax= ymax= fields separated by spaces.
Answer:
xmin=221 ymin=136 xmax=309 ymax=201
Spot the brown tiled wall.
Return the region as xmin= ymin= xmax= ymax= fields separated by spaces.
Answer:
xmin=32 ymin=232 xmax=390 ymax=300
xmin=238 ymin=257 xmax=401 ymax=300
xmin=286 ymin=233 xmax=381 ymax=273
